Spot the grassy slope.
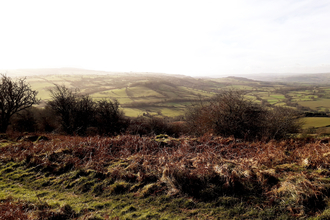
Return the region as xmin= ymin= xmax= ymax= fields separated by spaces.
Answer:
xmin=3 ymin=134 xmax=330 ymax=219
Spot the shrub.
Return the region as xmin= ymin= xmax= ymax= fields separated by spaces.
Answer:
xmin=186 ymin=90 xmax=302 ymax=140
xmin=47 ymin=84 xmax=127 ymax=136
xmin=10 ymin=108 xmax=38 ymax=132
xmin=95 ymin=99 xmax=128 ymax=136
xmin=127 ymin=116 xmax=185 ymax=137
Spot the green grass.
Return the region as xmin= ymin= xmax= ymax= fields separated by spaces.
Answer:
xmin=3 ymin=134 xmax=330 ymax=219
xmin=269 ymin=94 xmax=285 ymax=99
xmin=123 ymin=108 xmax=145 ymax=117
xmin=302 ymin=117 xmax=330 ymax=129
xmin=181 ymin=87 xmax=214 ymax=97
xmin=18 ymin=73 xmax=330 ymax=117
xmin=128 ymin=86 xmax=164 ymax=98
xmin=298 ymin=99 xmax=330 ymax=110
xmin=0 ymin=159 xmax=276 ymax=219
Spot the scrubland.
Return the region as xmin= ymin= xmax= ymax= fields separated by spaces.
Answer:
xmin=2 ymin=134 xmax=330 ymax=219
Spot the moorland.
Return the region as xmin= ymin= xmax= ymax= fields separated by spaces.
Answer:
xmin=2 ymin=69 xmax=330 ymax=219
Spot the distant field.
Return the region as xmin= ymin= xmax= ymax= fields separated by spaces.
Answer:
xmin=20 ymin=70 xmax=330 ymax=117
xmin=302 ymin=117 xmax=330 ymax=128
xmin=122 ymin=108 xmax=144 ymax=117
xmin=298 ymin=99 xmax=330 ymax=110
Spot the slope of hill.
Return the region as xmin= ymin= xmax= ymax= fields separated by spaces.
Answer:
xmin=2 ymin=134 xmax=330 ymax=219
xmin=4 ymin=68 xmax=330 ymax=118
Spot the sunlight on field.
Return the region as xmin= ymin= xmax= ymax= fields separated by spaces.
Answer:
xmin=122 ymin=108 xmax=144 ymax=117
xmin=29 ymin=83 xmax=53 ymax=99
xmin=302 ymin=117 xmax=330 ymax=128
xmin=128 ymin=86 xmax=164 ymax=98
xmin=298 ymin=99 xmax=330 ymax=110
xmin=91 ymin=88 xmax=127 ymax=99
xmin=153 ymin=107 xmax=185 ymax=117
xmin=270 ymin=94 xmax=285 ymax=99
xmin=122 ymin=107 xmax=185 ymax=117
xmin=180 ymin=87 xmax=214 ymax=97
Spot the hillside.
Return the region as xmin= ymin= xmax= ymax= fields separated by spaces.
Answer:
xmin=4 ymin=68 xmax=330 ymax=120
xmin=249 ymin=72 xmax=330 ymax=84
xmin=2 ymin=134 xmax=330 ymax=219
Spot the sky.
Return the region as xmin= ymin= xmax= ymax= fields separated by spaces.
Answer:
xmin=0 ymin=0 xmax=330 ymax=77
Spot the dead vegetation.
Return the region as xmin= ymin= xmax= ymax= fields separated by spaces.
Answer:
xmin=2 ymin=134 xmax=330 ymax=218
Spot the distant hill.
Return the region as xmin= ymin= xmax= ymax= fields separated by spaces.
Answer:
xmin=1 ymin=68 xmax=168 ymax=77
xmin=249 ymin=72 xmax=330 ymax=84
xmin=4 ymin=68 xmax=330 ymax=117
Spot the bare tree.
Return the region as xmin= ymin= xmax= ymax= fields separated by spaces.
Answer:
xmin=0 ymin=74 xmax=39 ymax=133
xmin=48 ymin=84 xmax=127 ymax=135
xmin=47 ymin=84 xmax=81 ymax=134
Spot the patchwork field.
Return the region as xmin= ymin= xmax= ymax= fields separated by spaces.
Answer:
xmin=11 ymin=69 xmax=330 ymax=124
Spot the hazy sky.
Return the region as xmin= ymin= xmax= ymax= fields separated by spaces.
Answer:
xmin=1 ymin=0 xmax=330 ymax=76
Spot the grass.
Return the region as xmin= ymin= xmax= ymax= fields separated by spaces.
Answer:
xmin=298 ymin=99 xmax=330 ymax=110
xmin=3 ymin=134 xmax=330 ymax=218
xmin=302 ymin=117 xmax=330 ymax=129
xmin=181 ymin=87 xmax=215 ymax=97
xmin=123 ymin=108 xmax=145 ymax=117
xmin=128 ymin=86 xmax=164 ymax=98
xmin=18 ymin=73 xmax=330 ymax=118
xmin=270 ymin=94 xmax=286 ymax=99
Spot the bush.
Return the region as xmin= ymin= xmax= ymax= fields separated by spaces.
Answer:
xmin=127 ymin=116 xmax=185 ymax=137
xmin=95 ymin=99 xmax=128 ymax=136
xmin=264 ymin=106 xmax=303 ymax=140
xmin=47 ymin=84 xmax=127 ymax=136
xmin=186 ymin=90 xmax=302 ymax=140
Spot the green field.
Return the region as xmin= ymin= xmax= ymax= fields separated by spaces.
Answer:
xmin=16 ymin=70 xmax=330 ymax=117
xmin=298 ymin=99 xmax=330 ymax=110
xmin=302 ymin=117 xmax=330 ymax=129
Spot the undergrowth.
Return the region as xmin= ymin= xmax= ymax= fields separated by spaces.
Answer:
xmin=2 ymin=134 xmax=330 ymax=219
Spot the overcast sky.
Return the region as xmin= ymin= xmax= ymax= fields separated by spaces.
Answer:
xmin=1 ymin=0 xmax=330 ymax=77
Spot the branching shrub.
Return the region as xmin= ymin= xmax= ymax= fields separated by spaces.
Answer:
xmin=47 ymin=84 xmax=127 ymax=136
xmin=95 ymin=99 xmax=128 ymax=136
xmin=186 ymin=90 xmax=302 ymax=140
xmin=47 ymin=85 xmax=80 ymax=134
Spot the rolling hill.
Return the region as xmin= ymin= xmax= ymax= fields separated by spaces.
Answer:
xmin=4 ymin=68 xmax=330 ymax=118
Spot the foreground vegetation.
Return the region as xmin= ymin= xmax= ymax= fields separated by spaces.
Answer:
xmin=2 ymin=134 xmax=330 ymax=219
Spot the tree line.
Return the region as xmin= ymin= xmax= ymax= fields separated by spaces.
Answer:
xmin=0 ymin=74 xmax=303 ymax=140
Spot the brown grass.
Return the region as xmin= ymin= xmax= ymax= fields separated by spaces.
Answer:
xmin=2 ymin=134 xmax=330 ymax=216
